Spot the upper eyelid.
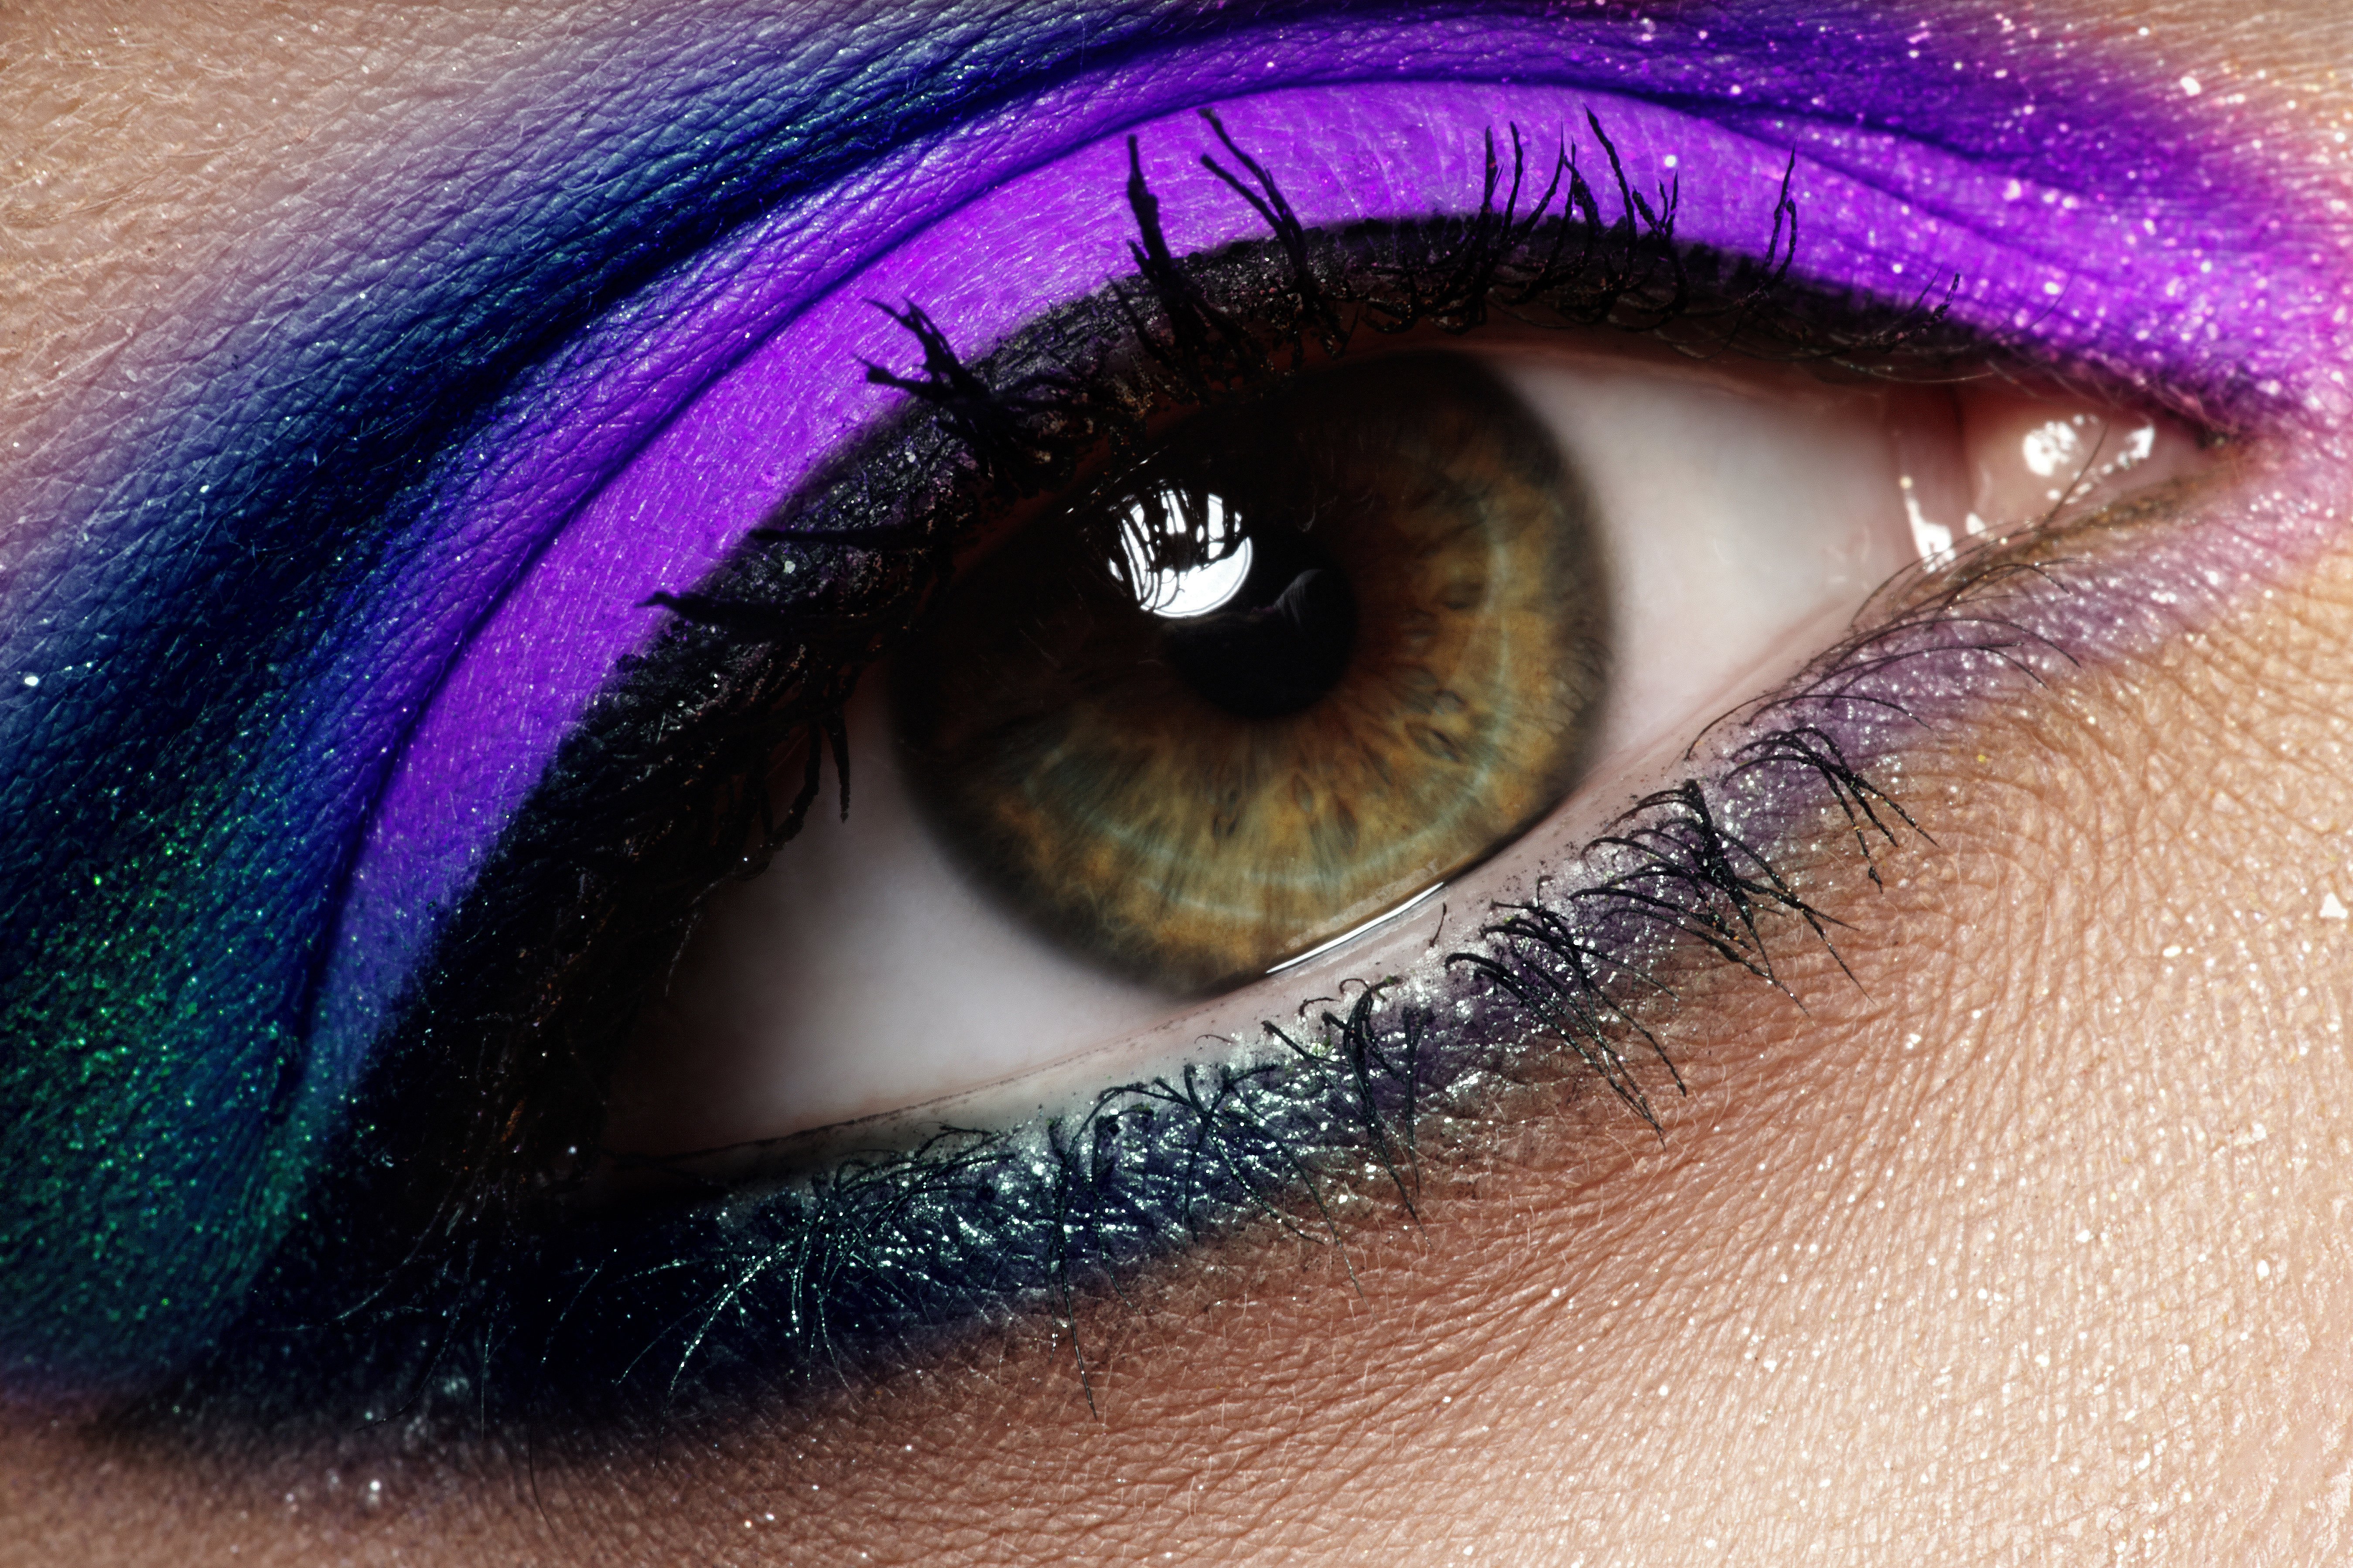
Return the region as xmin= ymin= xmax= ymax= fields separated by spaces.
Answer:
xmin=0 ymin=16 xmax=2301 ymax=696
xmin=0 ymin=5 xmax=2308 ymax=631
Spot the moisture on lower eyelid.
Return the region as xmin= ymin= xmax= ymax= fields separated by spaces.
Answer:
xmin=890 ymin=351 xmax=1611 ymax=992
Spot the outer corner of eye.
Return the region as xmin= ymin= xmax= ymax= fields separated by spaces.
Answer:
xmin=596 ymin=322 xmax=2193 ymax=1169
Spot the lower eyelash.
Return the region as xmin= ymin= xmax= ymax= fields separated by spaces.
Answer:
xmin=117 ymin=518 xmax=2116 ymax=1449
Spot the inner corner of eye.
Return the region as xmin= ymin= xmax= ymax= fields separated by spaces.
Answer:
xmin=595 ymin=343 xmax=2191 ymax=1165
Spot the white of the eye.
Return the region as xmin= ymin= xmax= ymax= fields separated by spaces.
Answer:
xmin=1117 ymin=489 xmax=1254 ymax=617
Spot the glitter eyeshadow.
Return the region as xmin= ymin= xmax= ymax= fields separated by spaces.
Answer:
xmin=0 ymin=0 xmax=2342 ymax=1395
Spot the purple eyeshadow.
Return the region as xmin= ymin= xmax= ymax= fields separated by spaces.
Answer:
xmin=317 ymin=66 xmax=2344 ymax=1067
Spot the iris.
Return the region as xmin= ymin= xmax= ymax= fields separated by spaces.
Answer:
xmin=898 ymin=351 xmax=1609 ymax=988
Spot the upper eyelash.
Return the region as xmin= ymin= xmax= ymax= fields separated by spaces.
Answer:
xmin=103 ymin=121 xmax=2142 ymax=1446
xmin=656 ymin=111 xmax=1968 ymax=845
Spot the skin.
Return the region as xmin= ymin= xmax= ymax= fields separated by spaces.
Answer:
xmin=5 ymin=1 xmax=2353 ymax=1562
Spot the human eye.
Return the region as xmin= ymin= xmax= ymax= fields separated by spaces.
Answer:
xmin=3 ymin=2 xmax=2342 ymax=1556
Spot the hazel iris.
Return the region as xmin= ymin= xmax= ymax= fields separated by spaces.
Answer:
xmin=893 ymin=351 xmax=1610 ymax=991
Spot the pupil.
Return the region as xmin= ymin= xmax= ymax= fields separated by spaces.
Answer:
xmin=1159 ymin=548 xmax=1358 ymax=719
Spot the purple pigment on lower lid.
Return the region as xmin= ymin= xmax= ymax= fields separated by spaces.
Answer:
xmin=314 ymin=68 xmax=2349 ymax=1067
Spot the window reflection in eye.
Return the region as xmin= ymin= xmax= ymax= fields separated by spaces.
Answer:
xmin=608 ymin=306 xmax=2203 ymax=1158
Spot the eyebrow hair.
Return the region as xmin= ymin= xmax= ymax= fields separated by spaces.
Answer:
xmin=0 ymin=0 xmax=2294 ymax=1390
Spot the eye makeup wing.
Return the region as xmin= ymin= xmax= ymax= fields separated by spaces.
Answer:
xmin=0 ymin=0 xmax=2339 ymax=1414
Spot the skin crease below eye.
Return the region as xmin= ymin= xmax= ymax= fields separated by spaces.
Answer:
xmin=7 ymin=3 xmax=2353 ymax=1566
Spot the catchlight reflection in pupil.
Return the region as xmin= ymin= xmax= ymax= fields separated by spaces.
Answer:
xmin=893 ymin=351 xmax=1612 ymax=992
xmin=1120 ymin=490 xmax=1254 ymax=618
